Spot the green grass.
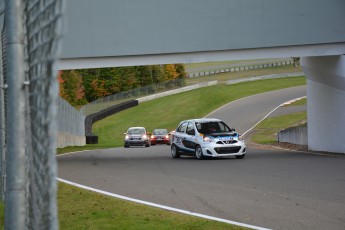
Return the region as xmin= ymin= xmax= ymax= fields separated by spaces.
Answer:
xmin=251 ymin=112 xmax=307 ymax=144
xmin=251 ymin=97 xmax=307 ymax=144
xmin=58 ymin=183 xmax=246 ymax=230
xmin=0 ymin=202 xmax=3 ymax=230
xmin=0 ymin=183 xmax=246 ymax=230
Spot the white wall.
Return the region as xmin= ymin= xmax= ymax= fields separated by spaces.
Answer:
xmin=302 ymin=55 xmax=345 ymax=153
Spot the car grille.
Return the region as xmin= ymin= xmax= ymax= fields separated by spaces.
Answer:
xmin=216 ymin=140 xmax=238 ymax=145
xmin=130 ymin=137 xmax=142 ymax=140
xmin=130 ymin=142 xmax=144 ymax=146
xmin=214 ymin=146 xmax=241 ymax=154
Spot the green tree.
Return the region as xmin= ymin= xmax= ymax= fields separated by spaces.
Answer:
xmin=150 ymin=65 xmax=166 ymax=83
xmin=76 ymin=68 xmax=100 ymax=102
xmin=175 ymin=64 xmax=187 ymax=78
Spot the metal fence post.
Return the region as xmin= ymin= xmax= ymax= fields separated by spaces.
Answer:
xmin=0 ymin=2 xmax=5 ymax=201
xmin=4 ymin=0 xmax=26 ymax=229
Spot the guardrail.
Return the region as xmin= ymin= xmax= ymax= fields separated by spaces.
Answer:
xmin=84 ymin=100 xmax=138 ymax=144
xmin=187 ymin=60 xmax=294 ymax=78
xmin=278 ymin=125 xmax=308 ymax=145
xmin=226 ymin=72 xmax=304 ymax=85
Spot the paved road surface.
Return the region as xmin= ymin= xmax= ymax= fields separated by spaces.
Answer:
xmin=58 ymin=86 xmax=345 ymax=230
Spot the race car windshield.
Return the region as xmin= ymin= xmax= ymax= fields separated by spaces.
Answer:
xmin=153 ymin=129 xmax=168 ymax=135
xmin=196 ymin=121 xmax=231 ymax=134
xmin=128 ymin=129 xmax=145 ymax=135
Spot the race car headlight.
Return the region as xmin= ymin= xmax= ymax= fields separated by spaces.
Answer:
xmin=143 ymin=134 xmax=147 ymax=139
xmin=203 ymin=136 xmax=214 ymax=142
xmin=125 ymin=135 xmax=129 ymax=140
xmin=238 ymin=135 xmax=243 ymax=141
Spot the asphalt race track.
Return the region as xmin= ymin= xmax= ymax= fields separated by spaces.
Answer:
xmin=57 ymin=86 xmax=345 ymax=230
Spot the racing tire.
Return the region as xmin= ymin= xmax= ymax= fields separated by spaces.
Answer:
xmin=195 ymin=145 xmax=204 ymax=160
xmin=235 ymin=154 xmax=245 ymax=159
xmin=145 ymin=143 xmax=150 ymax=147
xmin=171 ymin=144 xmax=180 ymax=158
xmin=124 ymin=145 xmax=129 ymax=148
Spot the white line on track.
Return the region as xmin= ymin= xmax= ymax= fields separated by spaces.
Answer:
xmin=242 ymin=96 xmax=306 ymax=137
xmin=58 ymin=149 xmax=92 ymax=156
xmin=57 ymin=178 xmax=271 ymax=230
xmin=57 ymin=93 xmax=306 ymax=230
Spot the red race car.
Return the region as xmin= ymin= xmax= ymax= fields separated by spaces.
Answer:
xmin=150 ymin=129 xmax=170 ymax=145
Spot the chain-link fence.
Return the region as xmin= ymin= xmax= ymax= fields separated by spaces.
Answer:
xmin=57 ymin=97 xmax=85 ymax=148
xmin=80 ymin=77 xmax=186 ymax=116
xmin=0 ymin=0 xmax=64 ymax=229
xmin=58 ymin=97 xmax=85 ymax=137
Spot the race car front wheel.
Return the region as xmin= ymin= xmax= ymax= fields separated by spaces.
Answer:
xmin=195 ymin=145 xmax=204 ymax=160
xmin=171 ymin=144 xmax=180 ymax=158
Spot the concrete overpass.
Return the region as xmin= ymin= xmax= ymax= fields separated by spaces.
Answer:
xmin=58 ymin=0 xmax=345 ymax=153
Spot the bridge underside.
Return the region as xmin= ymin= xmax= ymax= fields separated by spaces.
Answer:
xmin=57 ymin=43 xmax=345 ymax=70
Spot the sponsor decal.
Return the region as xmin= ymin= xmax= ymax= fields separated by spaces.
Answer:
xmin=174 ymin=136 xmax=185 ymax=144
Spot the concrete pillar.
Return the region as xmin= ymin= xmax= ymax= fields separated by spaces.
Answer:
xmin=301 ymin=55 xmax=345 ymax=154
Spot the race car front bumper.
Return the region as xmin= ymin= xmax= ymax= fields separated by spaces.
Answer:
xmin=201 ymin=142 xmax=246 ymax=157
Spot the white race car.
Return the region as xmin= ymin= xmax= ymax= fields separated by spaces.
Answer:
xmin=170 ymin=118 xmax=246 ymax=159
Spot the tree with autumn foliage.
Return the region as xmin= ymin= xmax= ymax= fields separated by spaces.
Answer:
xmin=57 ymin=71 xmax=67 ymax=98
xmin=59 ymin=70 xmax=87 ymax=105
xmin=163 ymin=64 xmax=179 ymax=80
xmin=58 ymin=64 xmax=187 ymax=105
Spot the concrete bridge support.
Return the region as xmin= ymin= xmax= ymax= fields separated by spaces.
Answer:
xmin=301 ymin=55 xmax=345 ymax=153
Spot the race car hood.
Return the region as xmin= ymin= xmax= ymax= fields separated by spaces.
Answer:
xmin=128 ymin=134 xmax=145 ymax=138
xmin=207 ymin=132 xmax=239 ymax=140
